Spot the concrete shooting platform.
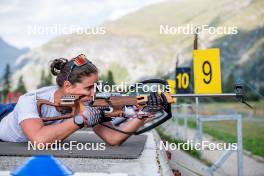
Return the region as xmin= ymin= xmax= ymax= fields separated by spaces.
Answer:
xmin=0 ymin=131 xmax=173 ymax=176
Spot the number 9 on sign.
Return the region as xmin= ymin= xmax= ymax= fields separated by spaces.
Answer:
xmin=193 ymin=48 xmax=222 ymax=94
xmin=202 ymin=61 xmax=212 ymax=84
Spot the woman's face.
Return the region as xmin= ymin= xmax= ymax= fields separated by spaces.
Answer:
xmin=64 ymin=73 xmax=98 ymax=102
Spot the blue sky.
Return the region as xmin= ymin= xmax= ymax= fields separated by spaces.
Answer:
xmin=0 ymin=0 xmax=163 ymax=49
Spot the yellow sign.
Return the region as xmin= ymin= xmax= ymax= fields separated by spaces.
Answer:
xmin=167 ymin=79 xmax=176 ymax=103
xmin=193 ymin=48 xmax=222 ymax=94
xmin=167 ymin=79 xmax=176 ymax=94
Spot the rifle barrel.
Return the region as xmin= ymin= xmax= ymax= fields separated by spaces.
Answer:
xmin=171 ymin=93 xmax=238 ymax=98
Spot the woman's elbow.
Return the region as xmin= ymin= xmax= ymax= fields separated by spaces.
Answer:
xmin=29 ymin=136 xmax=49 ymax=145
xmin=104 ymin=137 xmax=125 ymax=146
xmin=107 ymin=141 xmax=122 ymax=146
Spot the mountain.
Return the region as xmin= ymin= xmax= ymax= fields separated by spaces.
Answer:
xmin=0 ymin=37 xmax=29 ymax=77
xmin=12 ymin=0 xmax=264 ymax=91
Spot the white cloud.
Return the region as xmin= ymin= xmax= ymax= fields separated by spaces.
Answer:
xmin=0 ymin=0 xmax=164 ymax=49
xmin=0 ymin=0 xmax=19 ymax=13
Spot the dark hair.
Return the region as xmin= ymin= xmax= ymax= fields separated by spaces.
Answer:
xmin=50 ymin=56 xmax=98 ymax=87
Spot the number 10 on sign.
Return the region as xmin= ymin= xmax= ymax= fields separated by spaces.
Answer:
xmin=193 ymin=48 xmax=222 ymax=94
xmin=175 ymin=67 xmax=192 ymax=93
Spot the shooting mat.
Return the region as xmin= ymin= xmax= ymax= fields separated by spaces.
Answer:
xmin=0 ymin=131 xmax=147 ymax=159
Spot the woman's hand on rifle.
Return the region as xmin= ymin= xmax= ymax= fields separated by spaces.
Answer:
xmin=74 ymin=105 xmax=108 ymax=128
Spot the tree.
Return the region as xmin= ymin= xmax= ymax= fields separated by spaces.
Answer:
xmin=224 ymin=73 xmax=235 ymax=93
xmin=107 ymin=70 xmax=115 ymax=86
xmin=100 ymin=73 xmax=107 ymax=83
xmin=15 ymin=75 xmax=27 ymax=94
xmin=260 ymin=85 xmax=264 ymax=96
xmin=2 ymin=64 xmax=11 ymax=97
xmin=37 ymin=70 xmax=53 ymax=88
xmin=44 ymin=72 xmax=53 ymax=86
xmin=99 ymin=70 xmax=115 ymax=86
xmin=37 ymin=69 xmax=45 ymax=88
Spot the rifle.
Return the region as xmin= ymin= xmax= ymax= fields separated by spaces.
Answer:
xmin=37 ymin=79 xmax=252 ymax=135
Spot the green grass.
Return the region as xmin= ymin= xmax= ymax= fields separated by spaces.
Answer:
xmin=175 ymin=117 xmax=264 ymax=157
xmin=156 ymin=127 xmax=212 ymax=166
xmin=205 ymin=121 xmax=264 ymax=157
xmin=175 ymin=118 xmax=196 ymax=128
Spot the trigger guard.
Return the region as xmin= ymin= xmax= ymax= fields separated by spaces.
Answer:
xmin=103 ymin=107 xmax=113 ymax=113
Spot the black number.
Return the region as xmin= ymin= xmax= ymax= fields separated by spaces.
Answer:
xmin=202 ymin=61 xmax=212 ymax=84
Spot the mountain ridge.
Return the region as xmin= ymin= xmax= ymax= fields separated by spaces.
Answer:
xmin=0 ymin=37 xmax=29 ymax=77
xmin=10 ymin=0 xmax=264 ymax=90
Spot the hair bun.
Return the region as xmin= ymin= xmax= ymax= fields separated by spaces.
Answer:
xmin=50 ymin=58 xmax=68 ymax=76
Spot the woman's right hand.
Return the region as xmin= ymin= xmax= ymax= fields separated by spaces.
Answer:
xmin=79 ymin=106 xmax=105 ymax=127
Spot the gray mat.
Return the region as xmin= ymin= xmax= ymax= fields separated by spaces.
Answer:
xmin=0 ymin=132 xmax=147 ymax=159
